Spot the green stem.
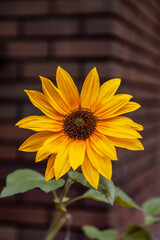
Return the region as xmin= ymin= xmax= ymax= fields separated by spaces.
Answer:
xmin=59 ymin=178 xmax=74 ymax=205
xmin=45 ymin=177 xmax=74 ymax=240
xmin=45 ymin=215 xmax=69 ymax=240
xmin=64 ymin=195 xmax=85 ymax=208
xmin=46 ymin=208 xmax=62 ymax=239
xmin=52 ymin=190 xmax=59 ymax=201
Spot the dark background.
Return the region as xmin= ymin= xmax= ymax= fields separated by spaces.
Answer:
xmin=0 ymin=0 xmax=160 ymax=239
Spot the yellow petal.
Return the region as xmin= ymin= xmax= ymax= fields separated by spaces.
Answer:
xmin=95 ymin=94 xmax=132 ymax=118
xmin=80 ymin=67 xmax=100 ymax=110
xmin=24 ymin=90 xmax=63 ymax=120
xmin=97 ymin=123 xmax=142 ymax=139
xmin=108 ymin=136 xmax=144 ymax=150
xmin=56 ymin=66 xmax=80 ymax=109
xmin=96 ymin=78 xmax=121 ymax=104
xmin=69 ymin=140 xmax=86 ymax=170
xmin=81 ymin=154 xmax=99 ymax=189
xmin=40 ymin=76 xmax=71 ymax=115
xmin=45 ymin=154 xmax=56 ymax=181
xmin=36 ymin=133 xmax=69 ymax=162
xmin=90 ymin=133 xmax=117 ymax=160
xmin=104 ymin=116 xmax=143 ymax=131
xmin=113 ymin=101 xmax=141 ymax=117
xmin=86 ymin=141 xmax=112 ymax=180
xmin=16 ymin=115 xmax=63 ymax=132
xmin=18 ymin=131 xmax=53 ymax=152
xmin=54 ymin=142 xmax=71 ymax=179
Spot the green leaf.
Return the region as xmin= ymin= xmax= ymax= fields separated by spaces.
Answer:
xmin=124 ymin=225 xmax=155 ymax=240
xmin=83 ymin=186 xmax=140 ymax=209
xmin=82 ymin=225 xmax=117 ymax=240
xmin=99 ymin=175 xmax=115 ymax=205
xmin=0 ymin=169 xmax=65 ymax=198
xmin=143 ymin=197 xmax=160 ymax=216
xmin=68 ymin=170 xmax=91 ymax=188
xmin=144 ymin=215 xmax=160 ymax=226
xmin=83 ymin=189 xmax=110 ymax=204
xmin=114 ymin=187 xmax=141 ymax=209
xmin=68 ymin=171 xmax=115 ymax=205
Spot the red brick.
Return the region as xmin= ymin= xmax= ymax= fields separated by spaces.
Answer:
xmin=79 ymin=0 xmax=160 ymax=44
xmin=21 ymin=229 xmax=81 ymax=240
xmin=20 ymin=104 xmax=42 ymax=119
xmin=54 ymin=232 xmax=82 ymax=240
xmin=0 ymin=206 xmax=47 ymax=225
xmin=0 ymin=22 xmax=17 ymax=37
xmin=127 ymin=167 xmax=156 ymax=195
xmin=7 ymin=41 xmax=48 ymax=58
xmin=0 ymin=226 xmax=17 ymax=240
xmin=119 ymin=0 xmax=160 ymax=42
xmin=22 ymin=62 xmax=79 ymax=79
xmin=0 ymin=190 xmax=17 ymax=202
xmin=0 ymin=105 xmax=17 ymax=119
xmin=86 ymin=18 xmax=160 ymax=56
xmin=0 ymin=1 xmax=48 ymax=16
xmin=149 ymin=224 xmax=160 ymax=240
xmin=111 ymin=42 xmax=155 ymax=68
xmin=122 ymin=87 xmax=158 ymax=104
xmin=0 ymin=124 xmax=31 ymax=141
xmin=53 ymin=39 xmax=159 ymax=70
xmin=84 ymin=61 xmax=160 ymax=85
xmin=54 ymin=40 xmax=109 ymax=57
xmin=21 ymin=228 xmax=45 ymax=240
xmin=0 ymin=146 xmax=17 ymax=161
xmin=126 ymin=0 xmax=160 ymax=25
xmin=21 ymin=151 xmax=38 ymax=163
xmin=23 ymin=189 xmax=52 ymax=204
xmin=151 ymin=0 xmax=160 ymax=10
xmin=48 ymin=209 xmax=108 ymax=228
xmin=135 ymin=184 xmax=159 ymax=205
xmin=25 ymin=20 xmax=79 ymax=36
xmin=51 ymin=0 xmax=112 ymax=14
xmin=0 ymin=64 xmax=17 ymax=79
xmin=0 ymin=83 xmax=40 ymax=100
xmin=0 ymin=166 xmax=19 ymax=181
xmin=121 ymin=151 xmax=155 ymax=182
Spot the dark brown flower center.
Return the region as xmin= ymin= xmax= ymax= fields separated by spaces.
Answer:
xmin=63 ymin=108 xmax=98 ymax=140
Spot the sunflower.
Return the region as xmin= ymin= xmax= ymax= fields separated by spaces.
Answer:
xmin=16 ymin=67 xmax=144 ymax=189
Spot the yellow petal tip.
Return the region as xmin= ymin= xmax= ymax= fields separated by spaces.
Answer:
xmin=15 ymin=121 xmax=20 ymax=127
xmin=57 ymin=66 xmax=64 ymax=74
xmin=35 ymin=154 xmax=41 ymax=163
xmin=45 ymin=176 xmax=50 ymax=182
xmin=117 ymin=78 xmax=121 ymax=85
xmin=24 ymin=89 xmax=30 ymax=94
xmin=55 ymin=174 xmax=59 ymax=180
xmin=72 ymin=166 xmax=78 ymax=171
xmin=92 ymin=67 xmax=98 ymax=73
xmin=39 ymin=75 xmax=45 ymax=81
xmin=18 ymin=146 xmax=22 ymax=151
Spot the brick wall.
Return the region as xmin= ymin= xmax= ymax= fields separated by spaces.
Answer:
xmin=0 ymin=0 xmax=160 ymax=239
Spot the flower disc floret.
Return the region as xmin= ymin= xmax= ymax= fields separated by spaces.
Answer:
xmin=63 ymin=108 xmax=98 ymax=140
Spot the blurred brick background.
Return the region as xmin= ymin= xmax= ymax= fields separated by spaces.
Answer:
xmin=0 ymin=0 xmax=160 ymax=239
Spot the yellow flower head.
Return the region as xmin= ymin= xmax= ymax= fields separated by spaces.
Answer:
xmin=16 ymin=67 xmax=144 ymax=189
